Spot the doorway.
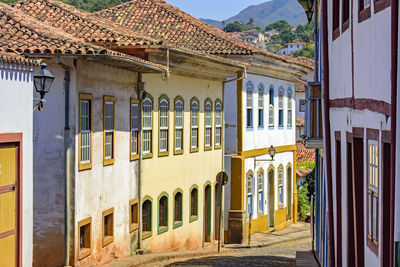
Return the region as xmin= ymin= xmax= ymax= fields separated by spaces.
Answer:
xmin=204 ymin=184 xmax=211 ymax=242
xmin=268 ymin=169 xmax=275 ymax=227
xmin=214 ymin=183 xmax=220 ymax=240
xmin=287 ymin=166 xmax=292 ymax=220
xmin=0 ymin=141 xmax=20 ymax=267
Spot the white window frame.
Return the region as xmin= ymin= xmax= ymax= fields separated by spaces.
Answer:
xmin=175 ymin=99 xmax=183 ymax=151
xmin=142 ymin=98 xmax=153 ymax=155
xmin=191 ymin=100 xmax=199 ymax=150
xmin=215 ymin=101 xmax=222 ymax=147
xmin=131 ymin=101 xmax=139 ymax=158
xmin=205 ymin=100 xmax=212 ymax=149
xmin=246 ymin=86 xmax=253 ymax=127
xmin=287 ymin=89 xmax=293 ymax=127
xmin=269 ymin=87 xmax=274 ymax=127
xmin=367 ymin=140 xmax=379 ymax=245
xmin=159 ymin=98 xmax=169 ymax=153
xmin=258 ymin=86 xmax=264 ymax=127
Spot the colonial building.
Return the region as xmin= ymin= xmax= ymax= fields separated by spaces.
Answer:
xmin=298 ymin=0 xmax=398 ymax=266
xmin=96 ymin=0 xmax=313 ymax=245
xmin=11 ymin=0 xmax=244 ymax=264
xmin=0 ymin=50 xmax=38 ymax=267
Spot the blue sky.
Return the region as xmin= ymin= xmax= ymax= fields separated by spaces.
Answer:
xmin=166 ymin=0 xmax=270 ymax=21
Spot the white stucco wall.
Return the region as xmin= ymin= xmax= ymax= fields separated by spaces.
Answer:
xmin=0 ymin=61 xmax=34 ymax=267
xmin=224 ymin=79 xmax=238 ymax=155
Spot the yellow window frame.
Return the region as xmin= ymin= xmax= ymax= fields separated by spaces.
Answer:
xmin=103 ymin=96 xmax=115 ymax=166
xmin=78 ymin=93 xmax=93 ymax=171
xmin=130 ymin=99 xmax=140 ymax=161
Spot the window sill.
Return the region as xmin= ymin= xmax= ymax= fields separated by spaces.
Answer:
xmin=358 ymin=6 xmax=371 ymax=23
xmin=143 ymin=153 xmax=153 ymax=160
xmin=189 ymin=215 xmax=198 ymax=223
xmin=173 ymin=221 xmax=183 ymax=229
xmin=142 ymin=231 xmax=152 ymax=239
xmin=158 ymin=151 xmax=169 ymax=157
xmin=79 ymin=162 xmax=92 ymax=171
xmin=268 ymin=126 xmax=274 ymax=130
xmin=246 ymin=126 xmax=254 ymax=130
xmin=374 ymin=0 xmax=391 ymax=13
xmin=103 ymin=158 xmax=115 ymax=166
xmin=278 ymin=204 xmax=284 ymax=209
xmin=278 ymin=126 xmax=284 ymax=130
xmin=129 ymin=223 xmax=139 ymax=233
xmin=204 ymin=146 xmax=212 ymax=151
xmin=332 ymin=27 xmax=340 ymax=41
xmin=158 ymin=226 xmax=168 ymax=235
xmin=190 ymin=148 xmax=199 ymax=153
xmin=367 ymin=236 xmax=378 ymax=255
xmin=214 ymin=144 xmax=222 ymax=150
xmin=342 ymin=19 xmax=350 ymax=32
xmin=287 ymin=126 xmax=293 ymax=129
xmin=79 ymin=248 xmax=91 ymax=260
xmin=174 ymin=149 xmax=184 ymax=155
xmin=102 ymin=235 xmax=114 ymax=247
xmin=258 ymin=125 xmax=264 ymax=129
xmin=130 ymin=154 xmax=139 ymax=161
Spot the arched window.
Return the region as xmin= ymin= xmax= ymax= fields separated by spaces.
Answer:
xmin=130 ymin=99 xmax=139 ymax=159
xmin=215 ymin=100 xmax=222 ymax=148
xmin=158 ymin=194 xmax=168 ymax=233
xmin=258 ymin=85 xmax=264 ymax=127
xmin=174 ymin=97 xmax=184 ymax=152
xmin=205 ymin=99 xmax=213 ymax=149
xmin=278 ymin=89 xmax=284 ymax=127
xmin=258 ymin=171 xmax=264 ymax=212
xmin=142 ymin=199 xmax=152 ymax=235
xmin=278 ymin=167 xmax=284 ymax=206
xmin=269 ymin=87 xmax=274 ymax=127
xmin=246 ymin=85 xmax=253 ymax=127
xmin=159 ymin=96 xmax=169 ymax=153
xmin=173 ymin=190 xmax=183 ymax=228
xmin=287 ymin=89 xmax=293 ymax=127
xmin=191 ymin=98 xmax=199 ymax=151
xmin=190 ymin=186 xmax=198 ymax=221
xmin=247 ymin=173 xmax=253 ymax=215
xmin=142 ymin=97 xmax=153 ymax=155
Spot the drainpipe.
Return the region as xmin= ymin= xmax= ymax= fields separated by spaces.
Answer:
xmin=391 ymin=0 xmax=398 ymax=265
xmin=57 ymin=58 xmax=71 ymax=267
xmin=321 ymin=0 xmax=335 ymax=266
xmin=136 ymin=73 xmax=144 ymax=254
xmin=223 ymin=68 xmax=247 ymax=85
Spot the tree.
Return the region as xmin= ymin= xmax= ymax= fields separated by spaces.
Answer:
xmin=265 ymin=20 xmax=292 ymax=32
xmin=247 ymin=18 xmax=254 ymax=25
xmin=280 ymin=29 xmax=296 ymax=44
xmin=223 ymin=21 xmax=245 ymax=32
xmin=292 ymin=44 xmax=315 ymax=59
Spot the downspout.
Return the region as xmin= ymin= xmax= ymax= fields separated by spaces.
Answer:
xmin=321 ymin=0 xmax=335 ymax=266
xmin=223 ymin=68 xmax=247 ymax=85
xmin=391 ymin=0 xmax=398 ymax=265
xmin=218 ymin=81 xmax=225 ymax=252
xmin=137 ymin=72 xmax=144 ymax=254
xmin=57 ymin=58 xmax=71 ymax=267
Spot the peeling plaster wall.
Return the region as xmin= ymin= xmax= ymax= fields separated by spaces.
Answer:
xmin=141 ymin=73 xmax=223 ymax=252
xmin=74 ymin=61 xmax=138 ymax=266
xmin=0 ymin=62 xmax=34 ymax=267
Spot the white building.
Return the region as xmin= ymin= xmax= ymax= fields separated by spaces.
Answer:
xmin=0 ymin=50 xmax=38 ymax=267
xmin=277 ymin=43 xmax=305 ymax=55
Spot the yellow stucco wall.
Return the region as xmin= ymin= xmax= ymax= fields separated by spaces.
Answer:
xmin=141 ymin=73 xmax=223 ymax=252
xmin=245 ymin=214 xmax=269 ymax=236
xmin=274 ymin=207 xmax=289 ymax=230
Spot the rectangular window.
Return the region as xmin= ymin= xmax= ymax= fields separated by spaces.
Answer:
xmin=269 ymin=89 xmax=274 ymax=127
xmin=129 ymin=199 xmax=139 ymax=232
xmin=258 ymin=172 xmax=264 ymax=212
xmin=247 ymin=87 xmax=253 ymax=127
xmin=130 ymin=99 xmax=139 ymax=160
xmin=215 ymin=101 xmax=222 ymax=148
xmin=79 ymin=93 xmax=92 ymax=171
xmin=205 ymin=101 xmax=212 ymax=150
xmin=367 ymin=141 xmax=379 ymax=247
xmin=174 ymin=99 xmax=183 ymax=153
xmin=102 ymin=208 xmax=114 ymax=247
xmin=191 ymin=100 xmax=199 ymax=151
xmin=142 ymin=98 xmax=153 ymax=155
xmin=103 ymin=96 xmax=115 ymax=165
xmin=78 ymin=217 xmax=91 ymax=260
xmin=287 ymin=92 xmax=292 ymax=127
xmin=278 ymin=91 xmax=284 ymax=127
xmin=258 ymin=88 xmax=264 ymax=127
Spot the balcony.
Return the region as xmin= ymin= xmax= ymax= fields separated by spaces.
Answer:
xmin=304 ymin=81 xmax=323 ymax=149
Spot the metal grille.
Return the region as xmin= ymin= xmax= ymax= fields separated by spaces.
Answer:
xmin=80 ymin=100 xmax=91 ymax=163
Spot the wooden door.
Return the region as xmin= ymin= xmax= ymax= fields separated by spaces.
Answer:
xmin=287 ymin=167 xmax=292 ymax=220
xmin=204 ymin=185 xmax=211 ymax=242
xmin=214 ymin=184 xmax=220 ymax=240
xmin=268 ymin=170 xmax=275 ymax=227
xmin=0 ymin=144 xmax=18 ymax=267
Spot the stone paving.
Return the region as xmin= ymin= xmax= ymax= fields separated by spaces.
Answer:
xmin=101 ymin=223 xmax=312 ymax=267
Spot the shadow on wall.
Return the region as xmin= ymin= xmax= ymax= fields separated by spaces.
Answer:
xmin=165 ymin=255 xmax=295 ymax=266
xmin=0 ymin=68 xmax=33 ymax=82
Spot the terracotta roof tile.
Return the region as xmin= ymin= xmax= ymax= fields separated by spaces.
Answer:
xmin=0 ymin=3 xmax=167 ymax=71
xmin=12 ymin=0 xmax=161 ymax=47
xmin=0 ymin=48 xmax=39 ymax=66
xmin=296 ymin=167 xmax=313 ymax=177
xmin=295 ymin=78 xmax=308 ymax=92
xmin=95 ymin=0 xmax=313 ymax=70
xmin=296 ymin=141 xmax=315 ymax=163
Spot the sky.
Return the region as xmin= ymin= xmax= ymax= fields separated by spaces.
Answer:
xmin=165 ymin=0 xmax=270 ymax=21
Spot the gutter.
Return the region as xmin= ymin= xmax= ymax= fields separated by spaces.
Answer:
xmin=57 ymin=58 xmax=72 ymax=267
xmin=391 ymin=0 xmax=398 ymax=265
xmin=321 ymin=0 xmax=335 ymax=266
xmin=223 ymin=68 xmax=247 ymax=84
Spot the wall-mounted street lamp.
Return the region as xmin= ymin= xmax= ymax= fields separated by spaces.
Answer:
xmin=33 ymin=63 xmax=54 ymax=111
xmin=297 ymin=0 xmax=315 ymax=23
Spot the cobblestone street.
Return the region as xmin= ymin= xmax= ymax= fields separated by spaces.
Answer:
xmin=149 ymin=236 xmax=311 ymax=267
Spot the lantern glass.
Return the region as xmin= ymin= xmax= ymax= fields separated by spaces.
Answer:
xmin=33 ymin=63 xmax=54 ymax=98
xmin=306 ymin=10 xmax=314 ymax=22
xmin=269 ymin=145 xmax=276 ymax=160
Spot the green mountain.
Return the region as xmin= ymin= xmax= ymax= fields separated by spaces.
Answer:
xmin=201 ymin=0 xmax=307 ymax=29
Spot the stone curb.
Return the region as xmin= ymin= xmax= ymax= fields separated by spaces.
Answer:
xmin=225 ymin=233 xmax=310 ymax=249
xmin=105 ymin=248 xmax=237 ymax=267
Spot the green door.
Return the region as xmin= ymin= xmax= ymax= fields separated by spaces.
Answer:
xmin=204 ymin=185 xmax=211 ymax=242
